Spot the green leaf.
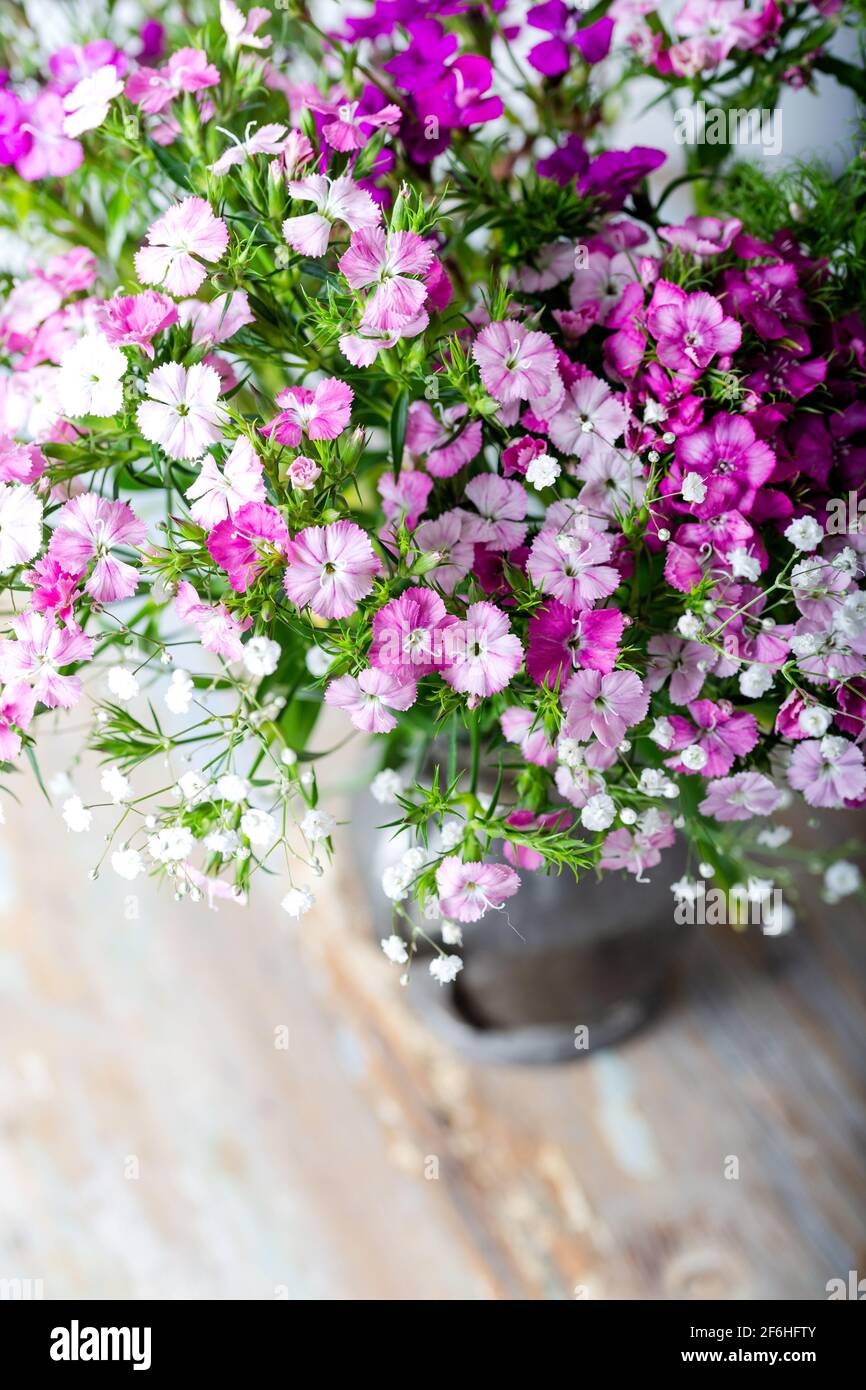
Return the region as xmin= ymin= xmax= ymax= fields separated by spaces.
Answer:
xmin=390 ymin=389 xmax=409 ymax=477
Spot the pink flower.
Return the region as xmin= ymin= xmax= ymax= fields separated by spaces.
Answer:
xmin=787 ymin=735 xmax=866 ymax=808
xmin=548 ymin=374 xmax=628 ymax=462
xmin=672 ymin=415 xmax=775 ymax=519
xmin=14 ymin=93 xmax=83 ymax=181
xmin=527 ymin=527 xmax=620 ymax=611
xmin=35 ymin=247 xmax=97 ymax=296
xmin=406 ymin=401 xmax=482 ymax=478
xmin=461 ymin=475 xmax=528 ymax=551
xmin=175 ymin=580 xmax=250 ymax=662
xmin=263 ymin=378 xmax=353 ymax=448
xmin=135 ymin=198 xmax=229 ymax=297
xmin=698 ymin=772 xmax=783 ymax=821
xmin=208 ymin=501 xmax=289 ymax=593
xmin=325 ymin=666 xmax=417 ymax=733
xmin=563 ymin=668 xmax=649 ymax=748
xmin=338 ymin=314 xmax=429 ymax=368
xmin=414 ymin=512 xmax=474 ymax=594
xmin=646 ymin=279 xmax=741 ymax=372
xmin=48 ymin=494 xmax=146 ymax=602
xmin=0 ymin=612 xmax=94 ymax=709
xmin=658 ymin=216 xmax=743 ymax=258
xmin=283 ymin=520 xmax=380 ymax=619
xmin=599 ymin=810 xmax=676 ymax=876
xmin=0 ymin=438 xmax=46 ymax=485
xmin=569 ymin=250 xmax=636 ymax=325
xmin=500 ymin=706 xmax=556 ymax=768
xmin=283 ymin=174 xmax=380 ymax=257
xmin=338 ymin=227 xmax=433 ymax=333
xmin=137 ymin=361 xmax=224 ymax=460
xmin=125 ymin=47 xmax=219 ymax=115
xmin=377 ymin=471 xmax=433 ymax=533
xmin=286 ymin=456 xmax=321 ymax=491
xmin=210 ymin=122 xmax=288 ymax=174
xmin=100 ymin=290 xmax=178 ymax=358
xmin=527 ymin=601 xmax=625 ymax=686
xmin=177 ymin=291 xmax=254 ymax=347
xmin=665 ymin=698 xmax=759 ymax=777
xmin=306 ymin=95 xmax=401 ymax=151
xmin=186 ymin=437 xmax=265 ymax=526
xmin=441 ymin=602 xmax=524 ymax=703
xmin=645 ymin=633 xmax=715 ymax=705
xmin=502 ymin=808 xmax=573 ymax=871
xmin=435 ymin=856 xmax=520 ymax=923
xmin=24 ymin=556 xmax=81 ymax=620
xmin=472 ymin=321 xmax=559 ymax=404
xmin=0 ymin=682 xmax=36 ymax=760
xmin=369 ymin=587 xmax=457 ymax=681
xmin=576 ymin=449 xmax=646 ymax=520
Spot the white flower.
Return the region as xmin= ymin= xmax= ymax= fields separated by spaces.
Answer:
xmin=746 ymin=876 xmax=774 ymax=903
xmin=556 ymin=736 xmax=584 ymax=768
xmin=381 ymin=864 xmax=412 ymax=901
xmin=762 ymin=900 xmax=795 ymax=937
xmin=107 ymin=665 xmax=140 ymax=702
xmin=305 ymin=647 xmax=332 ymax=678
xmin=217 ymin=773 xmax=250 ymax=803
xmin=681 ymin=471 xmax=707 ymax=504
xmin=62 ymin=63 xmax=124 ymax=136
xmin=280 ymin=748 xmax=298 ymax=767
xmin=371 ymin=768 xmax=406 ymax=805
xmin=441 ymin=920 xmax=463 ymax=946
xmin=62 ymin=795 xmax=92 ymax=833
xmin=649 ymin=717 xmax=674 ymax=749
xmin=739 ymin=663 xmax=774 ymax=698
xmin=100 ymin=765 xmax=132 ymax=803
xmin=281 ymin=885 xmax=315 ymax=918
xmin=671 ymin=876 xmax=700 ymax=901
xmin=677 ymin=612 xmax=702 ymax=639
xmin=381 ymin=934 xmax=409 ymax=964
xmin=111 ymin=848 xmax=145 ymax=880
xmin=680 ymin=743 xmax=708 ymax=771
xmin=756 ymin=825 xmax=791 ymax=848
xmin=638 ymin=768 xmax=676 ymax=798
xmin=834 ymin=589 xmax=866 ymax=641
xmin=205 ymin=828 xmax=238 ymax=855
xmin=165 ymin=668 xmax=194 ymax=714
xmin=400 ymin=846 xmax=427 ymax=873
xmin=831 ymin=547 xmax=858 ymax=578
xmin=619 ymin=807 xmax=637 ymax=825
xmin=242 ymin=635 xmax=281 ymax=678
xmin=823 ymin=860 xmax=861 ymax=901
xmin=820 ymin=734 xmax=849 ymax=761
xmin=580 ymin=793 xmax=616 ymax=832
xmin=438 ymin=820 xmax=465 ymax=851
xmin=729 ymin=548 xmax=761 ymax=582
xmin=57 ymin=333 xmax=126 ymax=418
xmin=49 ymin=771 xmax=73 ymax=797
xmin=147 ymin=826 xmax=194 ymax=863
xmin=429 ymin=954 xmax=463 ymax=985
xmin=784 ymin=516 xmax=823 ymax=552
xmin=798 ymin=705 xmax=832 ymax=737
xmin=301 ymin=808 xmax=335 ymax=842
xmin=240 ymin=808 xmax=276 ymax=846
xmin=0 ymin=483 xmax=43 ymax=572
xmin=176 ymin=770 xmax=210 ymax=802
xmin=525 ymin=452 xmax=561 ymax=490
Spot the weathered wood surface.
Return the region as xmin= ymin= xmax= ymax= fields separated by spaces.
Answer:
xmin=0 ymin=749 xmax=863 ymax=1300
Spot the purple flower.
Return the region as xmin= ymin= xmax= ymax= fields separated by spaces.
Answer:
xmin=647 ymin=279 xmax=741 ymax=373
xmin=787 ymin=735 xmax=866 ymax=809
xmin=525 ymin=3 xmax=614 ymax=78
xmin=673 ymin=415 xmax=775 ymax=518
xmin=665 ymin=699 xmax=759 ymax=777
xmin=208 ymin=502 xmax=289 ymax=593
xmin=527 ymin=600 xmax=625 ymax=686
xmin=698 ymin=772 xmax=783 ymax=822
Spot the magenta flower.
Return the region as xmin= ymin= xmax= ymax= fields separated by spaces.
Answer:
xmin=282 ymin=174 xmax=380 ymax=258
xmin=325 ymin=667 xmax=417 ymax=733
xmin=461 ymin=475 xmax=528 ymax=552
xmin=527 ymin=601 xmax=625 ymax=686
xmin=0 ymin=612 xmax=94 ymax=709
xmin=435 ymin=856 xmax=520 ymax=923
xmin=646 ymin=279 xmax=741 ymax=372
xmin=135 ymin=198 xmax=229 ymax=297
xmin=283 ymin=521 xmax=380 ymax=620
xmin=787 ymin=736 xmax=866 ymax=809
xmin=49 ymin=40 xmax=126 ymax=94
xmin=698 ymin=772 xmax=783 ymax=822
xmin=175 ymin=580 xmax=250 ymax=663
xmin=48 ymin=494 xmax=146 ymax=603
xmin=563 ymin=668 xmax=649 ymax=748
xmin=406 ymin=401 xmax=482 ymax=478
xmin=0 ymin=438 xmax=46 ymax=485
xmin=472 ymin=321 xmax=559 ymax=404
xmin=14 ymin=93 xmax=83 ymax=181
xmin=125 ymin=47 xmax=219 ymax=115
xmin=527 ymin=527 xmax=620 ymax=611
xmin=369 ymin=587 xmax=458 ymax=681
xmin=24 ymin=556 xmax=81 ymax=620
xmin=673 ymin=415 xmax=775 ymax=519
xmin=526 ymin=3 xmax=614 ymax=77
xmin=665 ymin=699 xmax=759 ymax=777
xmin=338 ymin=228 xmax=433 ymax=334
xmin=645 ymin=633 xmax=714 ymax=705
xmin=658 ymin=216 xmax=743 ymax=257
xmin=101 ymin=291 xmax=178 ymax=358
xmin=0 ymin=681 xmax=36 ymax=760
xmin=208 ymin=501 xmax=288 ymax=593
xmin=263 ymin=378 xmax=353 ymax=449
xmin=415 ymin=54 xmax=503 ymax=133
xmin=441 ymin=602 xmax=524 ymax=703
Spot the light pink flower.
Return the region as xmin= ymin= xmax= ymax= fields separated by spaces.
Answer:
xmin=646 ymin=279 xmax=741 ymax=373
xmin=220 ymin=0 xmax=272 ymax=53
xmin=527 ymin=527 xmax=620 ymax=610
xmin=645 ymin=633 xmax=715 ymax=705
xmin=175 ymin=580 xmax=251 ymax=662
xmin=698 ymin=771 xmax=784 ymax=821
xmin=576 ymin=450 xmax=646 ymax=519
xmin=125 ymin=48 xmax=219 ymax=115
xmin=563 ymin=668 xmax=649 ymax=748
xmin=500 ymin=706 xmax=556 ymax=769
xmin=599 ymin=810 xmax=676 ymax=875
xmin=263 ymin=378 xmax=352 ymax=448
xmin=186 ymin=437 xmax=265 ymax=526
xmin=787 ymin=735 xmax=866 ymax=808
xmin=283 ymin=174 xmax=380 ymax=257
xmin=665 ymin=698 xmax=758 ymax=777
xmin=283 ymin=520 xmax=380 ymax=619
xmin=471 ymin=321 xmax=558 ymax=404
xmin=135 ymin=198 xmax=229 ymax=297
xmin=569 ymin=250 xmax=636 ymax=325
xmin=325 ymin=666 xmax=417 ymax=733
xmin=0 ymin=438 xmax=46 ymax=485
xmin=286 ymin=456 xmax=321 ymax=491
xmin=100 ymin=290 xmax=178 ymax=358
xmin=307 ymin=95 xmax=401 ymax=151
xmin=338 ymin=312 xmax=429 ymax=367
xmin=442 ymin=602 xmax=524 ymax=704
xmin=211 ymin=122 xmax=289 ymax=174
xmin=548 ymin=374 xmax=628 ymax=462
xmin=0 ymin=611 xmax=94 ymax=709
xmin=177 ymin=291 xmax=254 ymax=347
xmin=0 ymin=682 xmax=36 ymax=760
xmin=435 ymin=856 xmax=520 ymax=923
xmin=137 ymin=361 xmax=224 ymax=460
xmin=405 ymin=401 xmax=482 ymax=478
xmin=48 ymin=493 xmax=146 ymax=602
xmin=369 ymin=587 xmax=457 ymax=681
xmin=377 ymin=471 xmax=433 ymax=533
xmin=460 ymin=474 xmax=528 ymax=552
xmin=414 ymin=511 xmax=474 ymax=594
xmin=338 ymin=227 xmax=433 ymax=333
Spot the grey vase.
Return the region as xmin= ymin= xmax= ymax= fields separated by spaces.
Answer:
xmin=351 ymin=785 xmax=688 ymax=1065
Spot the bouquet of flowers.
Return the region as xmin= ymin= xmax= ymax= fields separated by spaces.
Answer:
xmin=0 ymin=0 xmax=863 ymax=973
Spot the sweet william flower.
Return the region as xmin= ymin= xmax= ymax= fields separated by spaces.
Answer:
xmin=175 ymin=581 xmax=251 ymax=663
xmin=57 ymin=333 xmax=126 ymax=418
xmin=527 ymin=601 xmax=625 ymax=686
xmin=137 ymin=362 xmax=224 ymax=461
xmin=210 ymin=122 xmax=289 ymax=174
xmin=325 ymin=667 xmax=418 ymax=733
xmin=263 ymin=378 xmax=353 ymax=448
xmin=286 ymin=456 xmax=321 ymax=491
xmin=0 ymin=682 xmax=36 ymax=761
xmin=787 ymin=736 xmax=866 ymax=809
xmin=14 ymin=93 xmax=83 ymax=181
xmin=62 ymin=63 xmax=124 ymax=137
xmin=220 ymin=0 xmax=272 ymax=54
xmin=698 ymin=772 xmax=783 ymax=821
xmin=527 ymin=527 xmax=620 ymax=611
xmin=435 ymin=857 xmax=520 ymax=923
xmin=49 ymin=494 xmax=146 ymax=603
xmin=306 ymin=95 xmax=401 ymax=152
xmin=472 ymin=321 xmax=559 ymax=404
xmin=101 ymin=291 xmax=178 ymax=358
xmin=338 ymin=228 xmax=433 ymax=334
xmin=563 ymin=668 xmax=649 ymax=748
xmin=125 ymin=48 xmax=219 ymax=115
xmin=368 ymin=587 xmax=457 ymax=681
xmin=135 ymin=198 xmax=229 ymax=297
xmin=283 ymin=521 xmax=380 ymax=620
xmin=442 ymin=602 xmax=524 ymax=704
xmin=186 ymin=436 xmax=265 ymax=527
xmin=646 ymin=280 xmax=741 ymax=373
xmin=283 ymin=174 xmax=380 ymax=258
xmin=208 ymin=502 xmax=289 ymax=593
xmin=0 ymin=484 xmax=43 ymax=571
xmin=0 ymin=612 xmax=94 ymax=709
